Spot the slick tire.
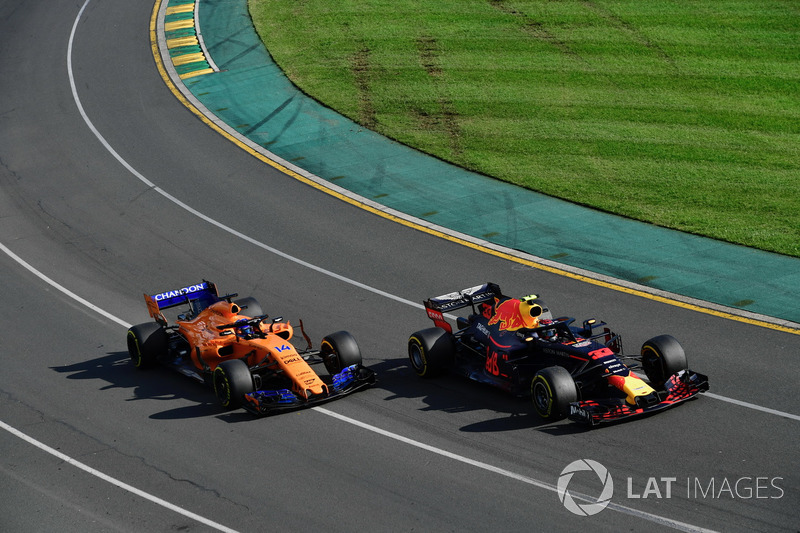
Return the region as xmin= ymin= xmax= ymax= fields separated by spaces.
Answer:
xmin=213 ymin=359 xmax=255 ymax=409
xmin=641 ymin=334 xmax=688 ymax=388
xmin=321 ymin=331 xmax=362 ymax=375
xmin=127 ymin=322 xmax=167 ymax=370
xmin=234 ymin=297 xmax=263 ymax=318
xmin=531 ymin=366 xmax=578 ymax=420
xmin=408 ymin=327 xmax=455 ymax=378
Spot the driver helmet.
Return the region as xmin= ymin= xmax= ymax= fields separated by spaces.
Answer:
xmin=539 ymin=319 xmax=557 ymax=341
xmin=235 ymin=319 xmax=254 ymax=339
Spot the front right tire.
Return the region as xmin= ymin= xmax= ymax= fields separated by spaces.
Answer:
xmin=531 ymin=366 xmax=578 ymax=420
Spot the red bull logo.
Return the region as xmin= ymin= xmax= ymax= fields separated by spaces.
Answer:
xmin=488 ymin=297 xmax=542 ymax=331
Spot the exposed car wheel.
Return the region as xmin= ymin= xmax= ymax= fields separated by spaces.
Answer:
xmin=234 ymin=296 xmax=263 ymax=318
xmin=408 ymin=327 xmax=455 ymax=378
xmin=213 ymin=359 xmax=255 ymax=409
xmin=531 ymin=366 xmax=578 ymax=420
xmin=321 ymin=331 xmax=362 ymax=375
xmin=641 ymin=334 xmax=688 ymax=388
xmin=127 ymin=322 xmax=167 ymax=369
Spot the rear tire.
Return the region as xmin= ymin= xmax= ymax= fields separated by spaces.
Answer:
xmin=234 ymin=297 xmax=263 ymax=318
xmin=408 ymin=327 xmax=454 ymax=378
xmin=127 ymin=322 xmax=167 ymax=369
xmin=641 ymin=334 xmax=687 ymax=388
xmin=213 ymin=359 xmax=254 ymax=409
xmin=531 ymin=366 xmax=578 ymax=420
xmin=321 ymin=331 xmax=362 ymax=374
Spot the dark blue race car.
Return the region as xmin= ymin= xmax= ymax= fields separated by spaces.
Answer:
xmin=407 ymin=283 xmax=709 ymax=425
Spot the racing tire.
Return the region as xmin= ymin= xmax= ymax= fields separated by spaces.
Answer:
xmin=531 ymin=366 xmax=578 ymax=420
xmin=213 ymin=359 xmax=255 ymax=409
xmin=408 ymin=327 xmax=455 ymax=378
xmin=234 ymin=296 xmax=263 ymax=318
xmin=321 ymin=331 xmax=362 ymax=375
xmin=641 ymin=334 xmax=687 ymax=388
xmin=127 ymin=322 xmax=167 ymax=370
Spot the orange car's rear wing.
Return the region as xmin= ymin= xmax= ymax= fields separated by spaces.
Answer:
xmin=145 ymin=280 xmax=219 ymax=325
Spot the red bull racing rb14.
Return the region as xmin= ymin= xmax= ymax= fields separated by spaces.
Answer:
xmin=407 ymin=283 xmax=709 ymax=426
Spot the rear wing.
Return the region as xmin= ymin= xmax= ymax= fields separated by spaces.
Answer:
xmin=423 ymin=283 xmax=502 ymax=332
xmin=144 ymin=280 xmax=219 ymax=325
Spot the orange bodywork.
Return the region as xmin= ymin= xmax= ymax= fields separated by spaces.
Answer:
xmin=170 ymin=300 xmax=328 ymax=399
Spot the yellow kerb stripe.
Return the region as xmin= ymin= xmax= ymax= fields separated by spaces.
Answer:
xmin=165 ymin=19 xmax=195 ymax=32
xmin=172 ymin=53 xmax=206 ymax=66
xmin=167 ymin=36 xmax=199 ymax=49
xmin=180 ymin=68 xmax=214 ymax=80
xmin=165 ymin=4 xmax=195 ymax=16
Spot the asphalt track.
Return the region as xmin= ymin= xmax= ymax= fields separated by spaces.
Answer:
xmin=0 ymin=0 xmax=798 ymax=532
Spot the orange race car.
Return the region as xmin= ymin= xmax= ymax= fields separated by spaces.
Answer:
xmin=126 ymin=281 xmax=375 ymax=414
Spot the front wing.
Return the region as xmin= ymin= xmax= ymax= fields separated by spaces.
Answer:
xmin=567 ymin=369 xmax=709 ymax=426
xmin=241 ymin=364 xmax=376 ymax=415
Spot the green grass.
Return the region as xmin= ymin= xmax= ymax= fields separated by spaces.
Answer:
xmin=248 ymin=0 xmax=800 ymax=257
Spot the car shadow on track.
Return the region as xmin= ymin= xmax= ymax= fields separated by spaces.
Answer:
xmin=367 ymin=357 xmax=593 ymax=435
xmin=52 ymin=351 xmax=225 ymax=420
xmin=52 ymin=352 xmax=591 ymax=431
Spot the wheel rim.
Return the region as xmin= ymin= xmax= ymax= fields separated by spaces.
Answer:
xmin=642 ymin=347 xmax=663 ymax=382
xmin=214 ymin=370 xmax=231 ymax=406
xmin=127 ymin=333 xmax=141 ymax=365
xmin=409 ymin=343 xmax=424 ymax=371
xmin=532 ymin=381 xmax=551 ymax=414
xmin=321 ymin=341 xmax=341 ymax=373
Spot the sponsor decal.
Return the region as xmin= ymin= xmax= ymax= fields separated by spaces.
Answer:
xmin=153 ymin=282 xmax=208 ymax=302
xmin=569 ymin=404 xmax=590 ymax=421
xmin=426 ymin=308 xmax=445 ymax=322
xmin=488 ymin=298 xmax=539 ymax=331
xmin=542 ymin=347 xmax=570 ymax=357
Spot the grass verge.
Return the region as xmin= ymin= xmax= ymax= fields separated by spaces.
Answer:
xmin=249 ymin=0 xmax=800 ymax=257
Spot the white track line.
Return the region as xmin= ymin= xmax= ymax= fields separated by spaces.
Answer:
xmin=705 ymin=392 xmax=800 ymax=422
xmin=315 ymin=407 xmax=718 ymax=533
xmin=0 ymin=419 xmax=239 ymax=533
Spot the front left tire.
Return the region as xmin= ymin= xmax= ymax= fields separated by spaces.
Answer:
xmin=213 ymin=359 xmax=255 ymax=409
xmin=641 ymin=334 xmax=687 ymax=388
